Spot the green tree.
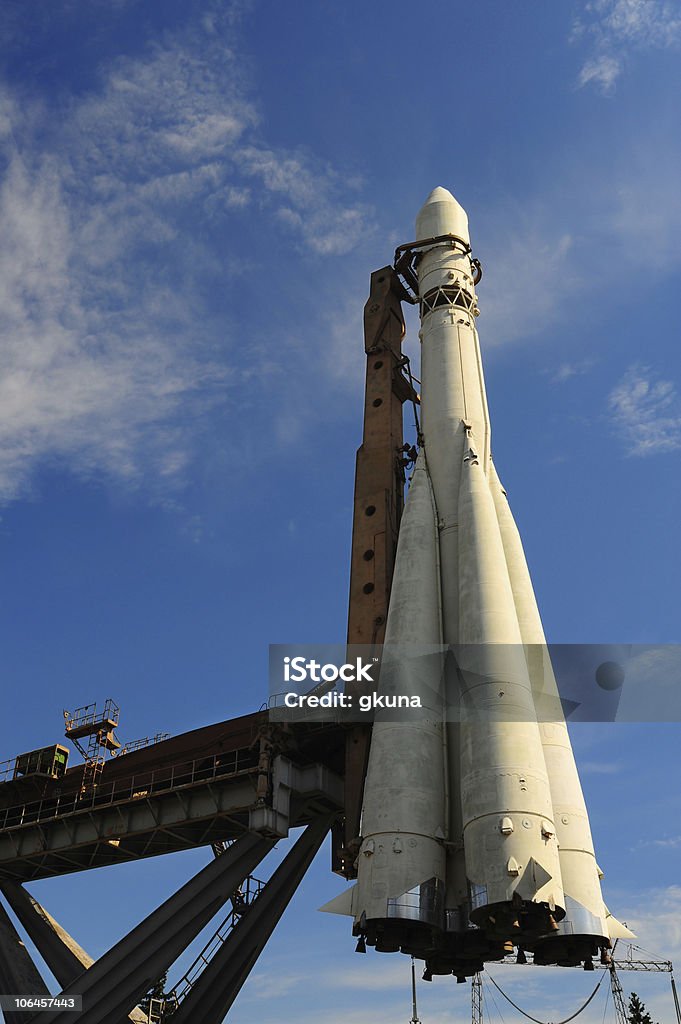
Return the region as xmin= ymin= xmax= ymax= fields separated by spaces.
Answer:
xmin=627 ymin=992 xmax=657 ymax=1024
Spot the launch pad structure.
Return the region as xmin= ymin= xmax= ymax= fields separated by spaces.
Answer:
xmin=0 ymin=191 xmax=675 ymax=1024
xmin=0 ymin=251 xmax=416 ymax=1024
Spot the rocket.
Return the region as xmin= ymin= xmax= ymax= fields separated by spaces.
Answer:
xmin=323 ymin=188 xmax=633 ymax=978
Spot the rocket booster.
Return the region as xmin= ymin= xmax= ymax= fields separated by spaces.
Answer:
xmin=324 ymin=188 xmax=632 ymax=978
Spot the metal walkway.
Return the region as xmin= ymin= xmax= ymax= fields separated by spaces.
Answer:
xmin=0 ymin=747 xmax=260 ymax=881
xmin=0 ymin=712 xmax=344 ymax=882
xmin=0 ymin=713 xmax=344 ymax=1024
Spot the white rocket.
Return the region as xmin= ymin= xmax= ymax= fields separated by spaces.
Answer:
xmin=324 ymin=188 xmax=632 ymax=978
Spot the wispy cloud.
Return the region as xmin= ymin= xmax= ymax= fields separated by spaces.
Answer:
xmin=320 ymin=960 xmax=414 ymax=992
xmin=479 ymin=225 xmax=575 ymax=347
xmin=608 ymin=156 xmax=681 ymax=271
xmin=608 ymin=365 xmax=681 ymax=456
xmin=549 ymin=358 xmax=597 ymax=384
xmin=578 ymin=54 xmax=622 ymax=92
xmin=633 ymin=836 xmax=681 ymax=850
xmin=235 ymin=147 xmax=370 ymax=256
xmin=619 ymin=885 xmax=681 ymax=960
xmin=580 ymin=760 xmax=622 ymax=774
xmin=0 ymin=86 xmax=226 ymax=499
xmin=0 ymin=10 xmax=372 ymax=503
xmin=475 ymin=104 xmax=681 ymax=348
xmin=246 ymin=970 xmax=309 ymax=1000
xmin=616 ymin=647 xmax=681 ymax=721
xmin=573 ymin=0 xmax=681 ymax=93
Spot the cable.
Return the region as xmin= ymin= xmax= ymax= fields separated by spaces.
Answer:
xmin=485 ymin=969 xmax=607 ymax=1024
xmin=482 ymin=981 xmax=493 ymax=1023
xmin=485 ymin=981 xmax=508 ymax=1024
xmin=601 ymin=973 xmax=612 ymax=1024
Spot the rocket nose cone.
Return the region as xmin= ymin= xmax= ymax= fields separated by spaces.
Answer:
xmin=423 ymin=186 xmax=457 ymax=205
xmin=416 ymin=186 xmax=470 ymax=244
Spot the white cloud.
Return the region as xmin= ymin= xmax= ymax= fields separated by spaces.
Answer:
xmin=608 ymin=160 xmax=681 ymax=271
xmin=616 ymin=647 xmax=681 ymax=721
xmin=479 ymin=226 xmax=575 ymax=347
xmin=574 ymin=0 xmax=681 ymax=92
xmin=579 ymin=760 xmax=622 ymax=774
xmin=321 ymin=291 xmax=367 ymax=386
xmin=246 ymin=970 xmax=309 ymax=1000
xmin=0 ymin=12 xmax=372 ymax=503
xmin=474 ymin=111 xmax=681 ymax=349
xmin=578 ymin=54 xmax=622 ymax=92
xmin=236 ymin=146 xmax=371 ymax=255
xmin=634 ymin=836 xmax=681 ymax=850
xmin=550 ymin=359 xmax=597 ymax=384
xmin=619 ymin=885 xmax=681 ymax=960
xmin=608 ymin=365 xmax=681 ymax=456
xmin=600 ymin=0 xmax=681 ymax=47
xmin=321 ymin=960 xmax=413 ymax=992
xmin=0 ymin=135 xmax=227 ymax=500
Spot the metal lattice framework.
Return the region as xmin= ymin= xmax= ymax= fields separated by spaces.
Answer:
xmin=477 ymin=949 xmax=681 ymax=1024
xmin=0 ymin=712 xmax=344 ymax=1024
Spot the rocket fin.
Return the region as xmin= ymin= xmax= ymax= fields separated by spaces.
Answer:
xmin=515 ymin=857 xmax=553 ymax=901
xmin=319 ymin=885 xmax=357 ymax=917
xmin=604 ymin=905 xmax=636 ymax=939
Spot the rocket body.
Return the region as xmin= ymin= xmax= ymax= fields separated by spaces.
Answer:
xmin=326 ymin=188 xmax=630 ymax=977
xmin=352 ymin=456 xmax=447 ymax=953
xmin=416 ymin=191 xmax=564 ymax=941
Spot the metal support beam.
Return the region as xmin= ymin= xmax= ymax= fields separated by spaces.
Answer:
xmin=610 ymin=964 xmax=629 ymax=1024
xmin=250 ymin=757 xmax=343 ymax=838
xmin=472 ymin=973 xmax=483 ymax=1024
xmin=341 ymin=266 xmax=413 ymax=878
xmin=347 ymin=267 xmax=409 ymax=648
xmin=0 ymin=883 xmax=147 ymax=1023
xmin=168 ymin=813 xmax=336 ymax=1024
xmin=1 ymin=881 xmax=93 ymax=986
xmin=672 ymin=973 xmax=681 ymax=1024
xmin=35 ymin=829 xmax=275 ymax=1024
xmin=0 ymin=901 xmax=49 ymax=1024
xmin=409 ymin=957 xmax=421 ymax=1024
xmin=0 ymin=774 xmax=259 ymax=882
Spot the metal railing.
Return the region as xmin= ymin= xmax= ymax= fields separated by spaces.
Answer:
xmin=499 ymin=953 xmax=674 ymax=972
xmin=113 ymin=733 xmax=172 ymax=757
xmin=165 ymin=873 xmax=266 ymax=1009
xmin=0 ymin=747 xmax=260 ymax=833
xmin=63 ymin=699 xmax=120 ymax=733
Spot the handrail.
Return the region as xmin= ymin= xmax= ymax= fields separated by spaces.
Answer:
xmin=165 ymin=873 xmax=266 ymax=1006
xmin=0 ymin=747 xmax=260 ymax=833
xmin=64 ymin=698 xmax=120 ymax=731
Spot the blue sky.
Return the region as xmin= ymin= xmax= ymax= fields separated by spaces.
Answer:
xmin=1 ymin=0 xmax=681 ymax=1021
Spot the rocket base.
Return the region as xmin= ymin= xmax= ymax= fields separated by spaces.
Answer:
xmin=355 ymin=916 xmax=515 ymax=982
xmin=469 ymin=898 xmax=565 ymax=943
xmin=530 ymin=934 xmax=611 ymax=969
xmin=353 ymin=917 xmax=440 ymax=958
